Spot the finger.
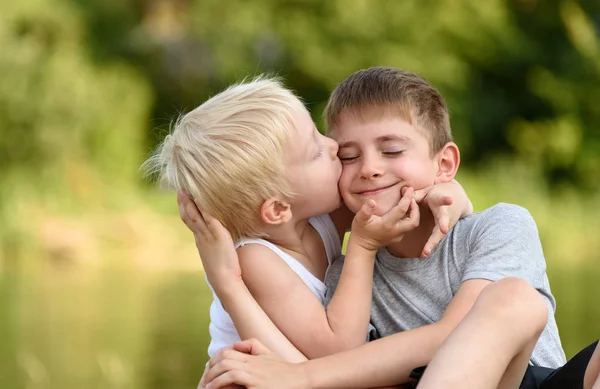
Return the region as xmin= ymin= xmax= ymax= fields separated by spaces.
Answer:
xmin=202 ymin=211 xmax=229 ymax=239
xmin=209 ymin=346 xmax=235 ymax=369
xmin=199 ymin=361 xmax=210 ymax=388
xmin=179 ymin=192 xmax=201 ymax=227
xmin=179 ymin=197 xmax=189 ymax=225
xmin=354 ymin=199 xmax=376 ymax=224
xmin=208 ymin=370 xmax=254 ymax=389
xmin=382 ymin=188 xmax=413 ymax=225
xmin=408 ymin=198 xmax=420 ymax=224
xmin=396 ymin=198 xmax=420 ymax=233
xmin=441 ymin=195 xmax=453 ymax=206
xmin=412 ymin=186 xmax=429 ymax=203
xmin=233 ymin=338 xmax=272 ymax=356
xmin=429 ymin=194 xmax=453 ymax=208
xmin=422 ymin=227 xmax=445 ymax=257
xmin=206 ymin=350 xmax=251 ymax=380
xmin=186 ymin=199 xmax=209 ymax=236
xmin=205 ymin=360 xmax=252 ymax=388
xmin=437 ymin=209 xmax=450 ymax=234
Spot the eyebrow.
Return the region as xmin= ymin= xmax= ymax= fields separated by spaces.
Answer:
xmin=338 ymin=134 xmax=411 ymax=149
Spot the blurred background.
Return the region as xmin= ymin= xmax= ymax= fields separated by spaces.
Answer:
xmin=1 ymin=0 xmax=599 ymax=388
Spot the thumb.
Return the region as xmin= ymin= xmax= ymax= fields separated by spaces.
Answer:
xmin=412 ymin=187 xmax=429 ymax=203
xmin=233 ymin=338 xmax=272 ymax=356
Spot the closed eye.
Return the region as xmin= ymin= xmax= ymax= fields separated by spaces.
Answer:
xmin=315 ymin=147 xmax=324 ymax=159
xmin=383 ymin=150 xmax=404 ymax=156
xmin=339 ymin=156 xmax=358 ymax=162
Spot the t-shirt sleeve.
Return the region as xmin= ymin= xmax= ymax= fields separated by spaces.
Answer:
xmin=461 ymin=203 xmax=548 ymax=289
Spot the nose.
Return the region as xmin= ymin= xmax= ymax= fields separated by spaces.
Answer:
xmin=326 ymin=136 xmax=339 ymax=160
xmin=360 ymin=153 xmax=383 ymax=179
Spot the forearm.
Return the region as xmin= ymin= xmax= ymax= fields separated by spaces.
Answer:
xmin=303 ymin=322 xmax=454 ymax=389
xmin=217 ymin=281 xmax=307 ymax=363
xmin=323 ymin=240 xmax=376 ymax=352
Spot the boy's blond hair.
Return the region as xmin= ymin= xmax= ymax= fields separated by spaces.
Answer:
xmin=143 ymin=77 xmax=303 ymax=242
xmin=324 ymin=67 xmax=452 ymax=155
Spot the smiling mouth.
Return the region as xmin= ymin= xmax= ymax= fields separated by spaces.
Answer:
xmin=357 ymin=183 xmax=400 ymax=196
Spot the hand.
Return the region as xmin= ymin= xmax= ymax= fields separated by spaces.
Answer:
xmin=350 ymin=187 xmax=420 ymax=252
xmin=199 ymin=362 xmax=244 ymax=389
xmin=413 ymin=181 xmax=469 ymax=257
xmin=177 ymin=191 xmax=242 ymax=286
xmin=201 ymin=339 xmax=310 ymax=389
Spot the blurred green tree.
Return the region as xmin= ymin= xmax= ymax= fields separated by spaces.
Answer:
xmin=2 ymin=0 xmax=599 ymax=192
xmin=0 ymin=0 xmax=152 ymax=199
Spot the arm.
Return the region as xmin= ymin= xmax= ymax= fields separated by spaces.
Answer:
xmin=178 ymin=192 xmax=306 ymax=362
xmin=202 ymin=278 xmax=493 ymax=389
xmin=237 ymin=241 xmax=374 ymax=359
xmin=216 ymin=279 xmax=307 ymax=363
xmin=240 ymin=193 xmax=419 ymax=359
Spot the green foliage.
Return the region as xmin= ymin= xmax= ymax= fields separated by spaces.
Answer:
xmin=0 ymin=0 xmax=152 ymax=196
xmin=67 ymin=0 xmax=600 ymax=189
xmin=2 ymin=0 xmax=598 ymax=195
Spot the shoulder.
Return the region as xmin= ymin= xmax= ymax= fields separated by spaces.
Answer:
xmin=236 ymin=243 xmax=303 ymax=288
xmin=465 ymin=203 xmax=537 ymax=232
xmin=461 ymin=203 xmax=541 ymax=252
xmin=481 ymin=202 xmax=534 ymax=221
xmin=236 ymin=242 xmax=283 ymax=263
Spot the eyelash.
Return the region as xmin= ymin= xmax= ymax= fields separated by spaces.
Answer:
xmin=315 ymin=148 xmax=324 ymax=158
xmin=339 ymin=150 xmax=404 ymax=162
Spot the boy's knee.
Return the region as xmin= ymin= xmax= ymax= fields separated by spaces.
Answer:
xmin=480 ymin=277 xmax=548 ymax=332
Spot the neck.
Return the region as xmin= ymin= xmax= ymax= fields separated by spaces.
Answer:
xmin=386 ymin=204 xmax=436 ymax=258
xmin=261 ymin=218 xmax=311 ymax=252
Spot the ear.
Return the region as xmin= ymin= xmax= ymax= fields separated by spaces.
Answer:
xmin=434 ymin=142 xmax=460 ymax=184
xmin=260 ymin=197 xmax=293 ymax=225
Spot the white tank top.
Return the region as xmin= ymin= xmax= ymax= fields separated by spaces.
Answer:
xmin=206 ymin=214 xmax=341 ymax=356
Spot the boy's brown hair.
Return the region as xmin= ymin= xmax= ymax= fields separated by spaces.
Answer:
xmin=324 ymin=67 xmax=452 ymax=155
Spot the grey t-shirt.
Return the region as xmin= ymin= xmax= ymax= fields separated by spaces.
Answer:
xmin=325 ymin=203 xmax=566 ymax=368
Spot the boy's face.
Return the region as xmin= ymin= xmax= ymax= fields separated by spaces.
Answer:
xmin=330 ymin=114 xmax=439 ymax=216
xmin=284 ymin=107 xmax=343 ymax=219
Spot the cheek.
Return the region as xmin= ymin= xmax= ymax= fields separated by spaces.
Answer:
xmin=338 ymin=169 xmax=352 ymax=193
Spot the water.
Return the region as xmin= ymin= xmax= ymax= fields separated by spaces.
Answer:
xmin=0 ymin=263 xmax=598 ymax=389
